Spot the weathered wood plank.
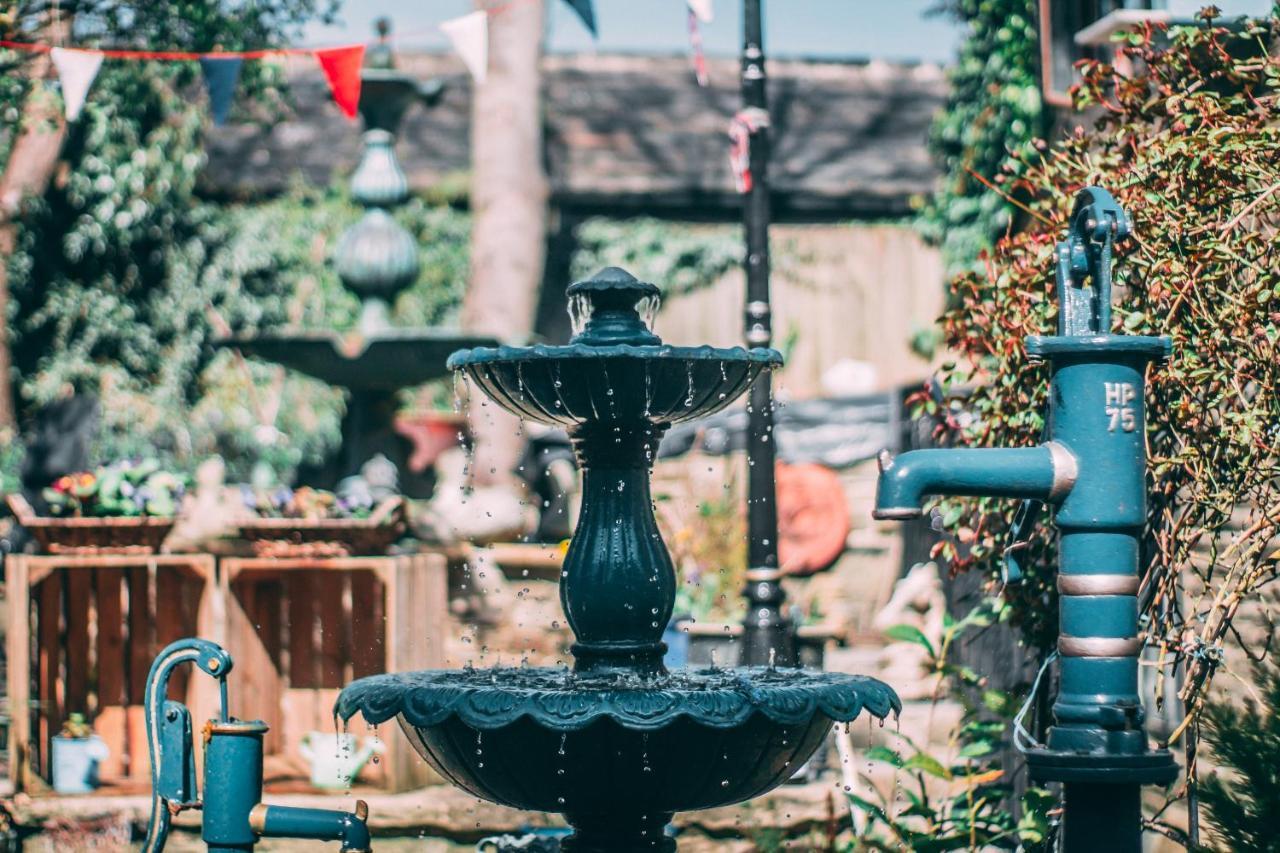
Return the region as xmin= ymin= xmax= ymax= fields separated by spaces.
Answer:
xmin=63 ymin=569 xmax=91 ymax=718
xmin=350 ymin=571 xmax=385 ymax=679
xmin=6 ymin=556 xmax=32 ymax=789
xmin=36 ymin=572 xmax=61 ymax=779
xmin=94 ymin=568 xmax=127 ymax=782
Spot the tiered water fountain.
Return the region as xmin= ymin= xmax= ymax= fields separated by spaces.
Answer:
xmin=225 ymin=24 xmax=495 ymax=493
xmin=337 ymin=268 xmax=899 ymax=851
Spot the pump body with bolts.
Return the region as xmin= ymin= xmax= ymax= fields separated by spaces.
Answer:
xmin=143 ymin=638 xmax=372 ymax=853
xmin=874 ymin=187 xmax=1178 ymax=851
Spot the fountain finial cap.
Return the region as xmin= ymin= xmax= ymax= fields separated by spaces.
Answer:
xmin=566 ymin=267 xmax=662 ymax=346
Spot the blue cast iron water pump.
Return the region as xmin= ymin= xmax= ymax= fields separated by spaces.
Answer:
xmin=142 ymin=638 xmax=372 ymax=852
xmin=874 ymin=187 xmax=1179 ymax=851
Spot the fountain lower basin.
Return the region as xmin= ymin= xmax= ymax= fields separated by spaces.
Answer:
xmin=338 ymin=666 xmax=898 ymax=817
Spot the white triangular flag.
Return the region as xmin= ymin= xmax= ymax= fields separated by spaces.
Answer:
xmin=688 ymin=0 xmax=714 ymax=24
xmin=440 ymin=10 xmax=488 ymax=84
xmin=50 ymin=47 xmax=105 ymax=121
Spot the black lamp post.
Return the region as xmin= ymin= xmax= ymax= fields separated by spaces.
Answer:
xmin=737 ymin=0 xmax=796 ymax=667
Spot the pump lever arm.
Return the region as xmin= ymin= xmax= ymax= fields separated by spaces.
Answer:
xmin=142 ymin=638 xmax=234 ymax=853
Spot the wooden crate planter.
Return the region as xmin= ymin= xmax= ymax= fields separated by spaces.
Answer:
xmin=235 ymin=497 xmax=407 ymax=558
xmin=5 ymin=494 xmax=174 ymax=555
xmin=220 ymin=553 xmax=446 ymax=793
xmin=4 ymin=553 xmax=219 ymax=792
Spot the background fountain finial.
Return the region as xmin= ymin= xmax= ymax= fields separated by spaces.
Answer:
xmin=367 ymin=17 xmax=396 ymax=70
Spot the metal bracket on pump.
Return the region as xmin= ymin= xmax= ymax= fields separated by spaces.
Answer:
xmin=1058 ymin=186 xmax=1131 ymax=337
xmin=143 ymin=639 xmax=233 ymax=853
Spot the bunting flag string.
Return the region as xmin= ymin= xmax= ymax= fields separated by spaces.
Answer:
xmin=49 ymin=47 xmax=103 ymax=120
xmin=1 ymin=37 xmax=366 ymax=122
xmin=562 ymin=0 xmax=598 ymax=37
xmin=440 ymin=11 xmax=489 ymax=84
xmin=199 ymin=56 xmax=243 ymax=125
xmin=314 ymin=45 xmax=365 ymax=119
xmin=0 ymin=0 xmax=662 ymax=123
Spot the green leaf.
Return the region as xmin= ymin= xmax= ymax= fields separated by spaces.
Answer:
xmin=882 ymin=624 xmax=937 ymax=659
xmin=903 ymin=752 xmax=954 ymax=779
xmin=864 ymin=745 xmax=904 ymax=768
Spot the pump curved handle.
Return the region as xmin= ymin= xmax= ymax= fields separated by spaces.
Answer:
xmin=142 ymin=639 xmax=234 ymax=853
xmin=1057 ymin=186 xmax=1132 ymax=337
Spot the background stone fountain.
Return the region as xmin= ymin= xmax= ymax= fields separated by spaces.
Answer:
xmin=224 ymin=24 xmax=496 ymax=496
xmin=338 ymin=268 xmax=899 ymax=852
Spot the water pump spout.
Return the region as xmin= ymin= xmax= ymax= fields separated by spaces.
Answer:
xmin=250 ymin=802 xmax=372 ymax=852
xmin=872 ymin=443 xmax=1077 ymax=520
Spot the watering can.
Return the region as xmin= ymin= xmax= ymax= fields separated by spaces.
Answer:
xmin=142 ymin=638 xmax=372 ymax=852
xmin=299 ymin=731 xmax=385 ymax=789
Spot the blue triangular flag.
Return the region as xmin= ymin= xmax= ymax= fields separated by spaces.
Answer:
xmin=199 ymin=56 xmax=243 ymax=125
xmin=562 ymin=0 xmax=597 ymax=37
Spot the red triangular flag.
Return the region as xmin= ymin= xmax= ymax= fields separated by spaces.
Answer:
xmin=314 ymin=44 xmax=365 ymax=120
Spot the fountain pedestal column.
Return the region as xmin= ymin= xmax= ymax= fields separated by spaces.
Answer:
xmin=561 ymin=811 xmax=675 ymax=853
xmin=563 ymin=421 xmax=673 ymax=676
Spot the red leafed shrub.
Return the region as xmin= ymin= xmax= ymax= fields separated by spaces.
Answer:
xmin=924 ymin=9 xmax=1280 ymax=717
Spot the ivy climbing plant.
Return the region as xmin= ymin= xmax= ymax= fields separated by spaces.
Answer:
xmin=916 ymin=0 xmax=1047 ymax=277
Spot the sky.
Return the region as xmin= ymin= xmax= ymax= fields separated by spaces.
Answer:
xmin=304 ymin=0 xmax=965 ymax=65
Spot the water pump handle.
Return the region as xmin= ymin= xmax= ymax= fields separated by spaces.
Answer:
xmin=142 ymin=638 xmax=234 ymax=853
xmin=1057 ymin=186 xmax=1132 ymax=337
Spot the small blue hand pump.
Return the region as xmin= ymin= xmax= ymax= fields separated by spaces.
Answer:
xmin=143 ymin=638 xmax=372 ymax=852
xmin=874 ymin=187 xmax=1179 ymax=851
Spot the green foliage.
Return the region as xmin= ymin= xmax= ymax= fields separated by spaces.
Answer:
xmin=1199 ymin=647 xmax=1280 ymax=852
xmin=924 ymin=12 xmax=1280 ymax=678
xmin=569 ymin=217 xmax=742 ymax=296
xmin=0 ymin=426 xmax=23 ymax=494
xmin=0 ymin=0 xmax=348 ymax=482
xmin=11 ymin=176 xmax=471 ymax=482
xmin=916 ymin=0 xmax=1047 ymax=275
xmin=845 ymin=600 xmax=1052 ymax=851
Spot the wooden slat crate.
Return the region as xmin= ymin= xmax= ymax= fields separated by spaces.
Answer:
xmin=4 ymin=554 xmax=220 ymax=792
xmin=220 ymin=553 xmax=447 ymax=793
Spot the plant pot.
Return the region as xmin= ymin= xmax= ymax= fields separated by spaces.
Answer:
xmin=395 ymin=411 xmax=468 ymax=474
xmin=51 ymin=734 xmax=109 ymax=794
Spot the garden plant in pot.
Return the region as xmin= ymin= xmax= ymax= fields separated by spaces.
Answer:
xmin=51 ymin=713 xmax=109 ymax=794
xmin=5 ymin=459 xmax=186 ymax=554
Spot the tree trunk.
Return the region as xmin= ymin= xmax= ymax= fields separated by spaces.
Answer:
xmin=0 ymin=32 xmax=69 ymax=430
xmin=461 ymin=0 xmax=548 ymax=489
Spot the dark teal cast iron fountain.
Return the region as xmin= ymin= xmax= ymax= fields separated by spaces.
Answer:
xmin=337 ymin=268 xmax=899 ymax=851
xmin=223 ymin=24 xmax=495 ymax=493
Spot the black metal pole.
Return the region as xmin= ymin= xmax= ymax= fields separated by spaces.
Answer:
xmin=1061 ymin=783 xmax=1141 ymax=852
xmin=738 ymin=0 xmax=795 ymax=667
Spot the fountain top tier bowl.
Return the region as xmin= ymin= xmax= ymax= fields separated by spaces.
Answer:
xmin=339 ymin=267 xmax=898 ymax=852
xmin=447 ymin=267 xmax=781 ymax=429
